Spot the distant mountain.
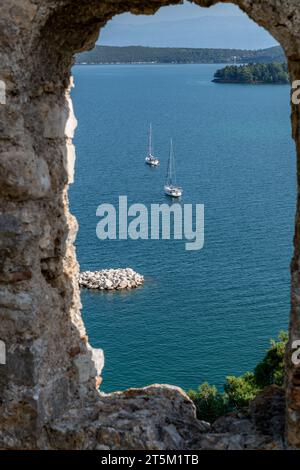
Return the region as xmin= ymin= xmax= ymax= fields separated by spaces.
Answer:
xmin=97 ymin=15 xmax=277 ymax=50
xmin=76 ymin=45 xmax=285 ymax=65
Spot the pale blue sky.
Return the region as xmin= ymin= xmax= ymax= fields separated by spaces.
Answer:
xmin=98 ymin=2 xmax=277 ymax=50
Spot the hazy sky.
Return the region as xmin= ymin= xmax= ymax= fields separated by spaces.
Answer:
xmin=98 ymin=2 xmax=277 ymax=50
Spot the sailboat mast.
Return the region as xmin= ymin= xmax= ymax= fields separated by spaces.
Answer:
xmin=164 ymin=138 xmax=182 ymax=197
xmin=149 ymin=123 xmax=152 ymax=155
xmin=166 ymin=139 xmax=173 ymax=186
xmin=172 ymin=139 xmax=177 ymax=185
xmin=169 ymin=138 xmax=173 ymax=185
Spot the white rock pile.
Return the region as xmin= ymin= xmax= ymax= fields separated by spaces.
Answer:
xmin=79 ymin=268 xmax=144 ymax=291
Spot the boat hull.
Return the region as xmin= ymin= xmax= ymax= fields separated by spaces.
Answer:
xmin=145 ymin=156 xmax=160 ymax=166
xmin=164 ymin=185 xmax=182 ymax=198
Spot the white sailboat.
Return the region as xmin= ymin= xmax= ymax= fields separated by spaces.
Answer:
xmin=145 ymin=123 xmax=160 ymax=167
xmin=164 ymin=139 xmax=183 ymax=198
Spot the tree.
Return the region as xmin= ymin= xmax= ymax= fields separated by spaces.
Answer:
xmin=254 ymin=331 xmax=287 ymax=387
xmin=213 ymin=62 xmax=289 ymax=84
xmin=188 ymin=382 xmax=229 ymax=423
xmin=188 ymin=331 xmax=288 ymax=423
xmin=224 ymin=372 xmax=259 ymax=410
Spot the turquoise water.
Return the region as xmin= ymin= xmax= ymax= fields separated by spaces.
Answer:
xmin=70 ymin=64 xmax=296 ymax=392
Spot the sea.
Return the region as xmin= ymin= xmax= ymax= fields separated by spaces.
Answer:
xmin=70 ymin=64 xmax=295 ymax=392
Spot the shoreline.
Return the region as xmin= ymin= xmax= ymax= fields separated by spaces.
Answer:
xmin=75 ymin=62 xmax=245 ymax=66
xmin=212 ymin=78 xmax=288 ymax=85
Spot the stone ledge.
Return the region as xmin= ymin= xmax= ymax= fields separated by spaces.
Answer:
xmin=44 ymin=384 xmax=286 ymax=450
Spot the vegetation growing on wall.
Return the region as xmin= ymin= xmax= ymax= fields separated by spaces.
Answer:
xmin=188 ymin=331 xmax=288 ymax=423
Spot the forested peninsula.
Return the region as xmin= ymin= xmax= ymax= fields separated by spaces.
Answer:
xmin=213 ymin=62 xmax=289 ymax=84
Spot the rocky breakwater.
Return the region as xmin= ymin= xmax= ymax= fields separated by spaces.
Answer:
xmin=79 ymin=268 xmax=144 ymax=291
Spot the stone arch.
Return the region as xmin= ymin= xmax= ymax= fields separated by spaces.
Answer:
xmin=1 ymin=0 xmax=300 ymax=449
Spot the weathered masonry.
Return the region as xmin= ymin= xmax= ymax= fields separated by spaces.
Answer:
xmin=0 ymin=0 xmax=300 ymax=449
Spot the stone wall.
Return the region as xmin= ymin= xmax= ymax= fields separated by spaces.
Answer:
xmin=0 ymin=0 xmax=300 ymax=449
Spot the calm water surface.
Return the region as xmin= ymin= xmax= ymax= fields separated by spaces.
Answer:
xmin=70 ymin=64 xmax=295 ymax=392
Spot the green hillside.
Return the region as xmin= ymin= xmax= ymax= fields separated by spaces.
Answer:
xmin=76 ymin=45 xmax=285 ymax=65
